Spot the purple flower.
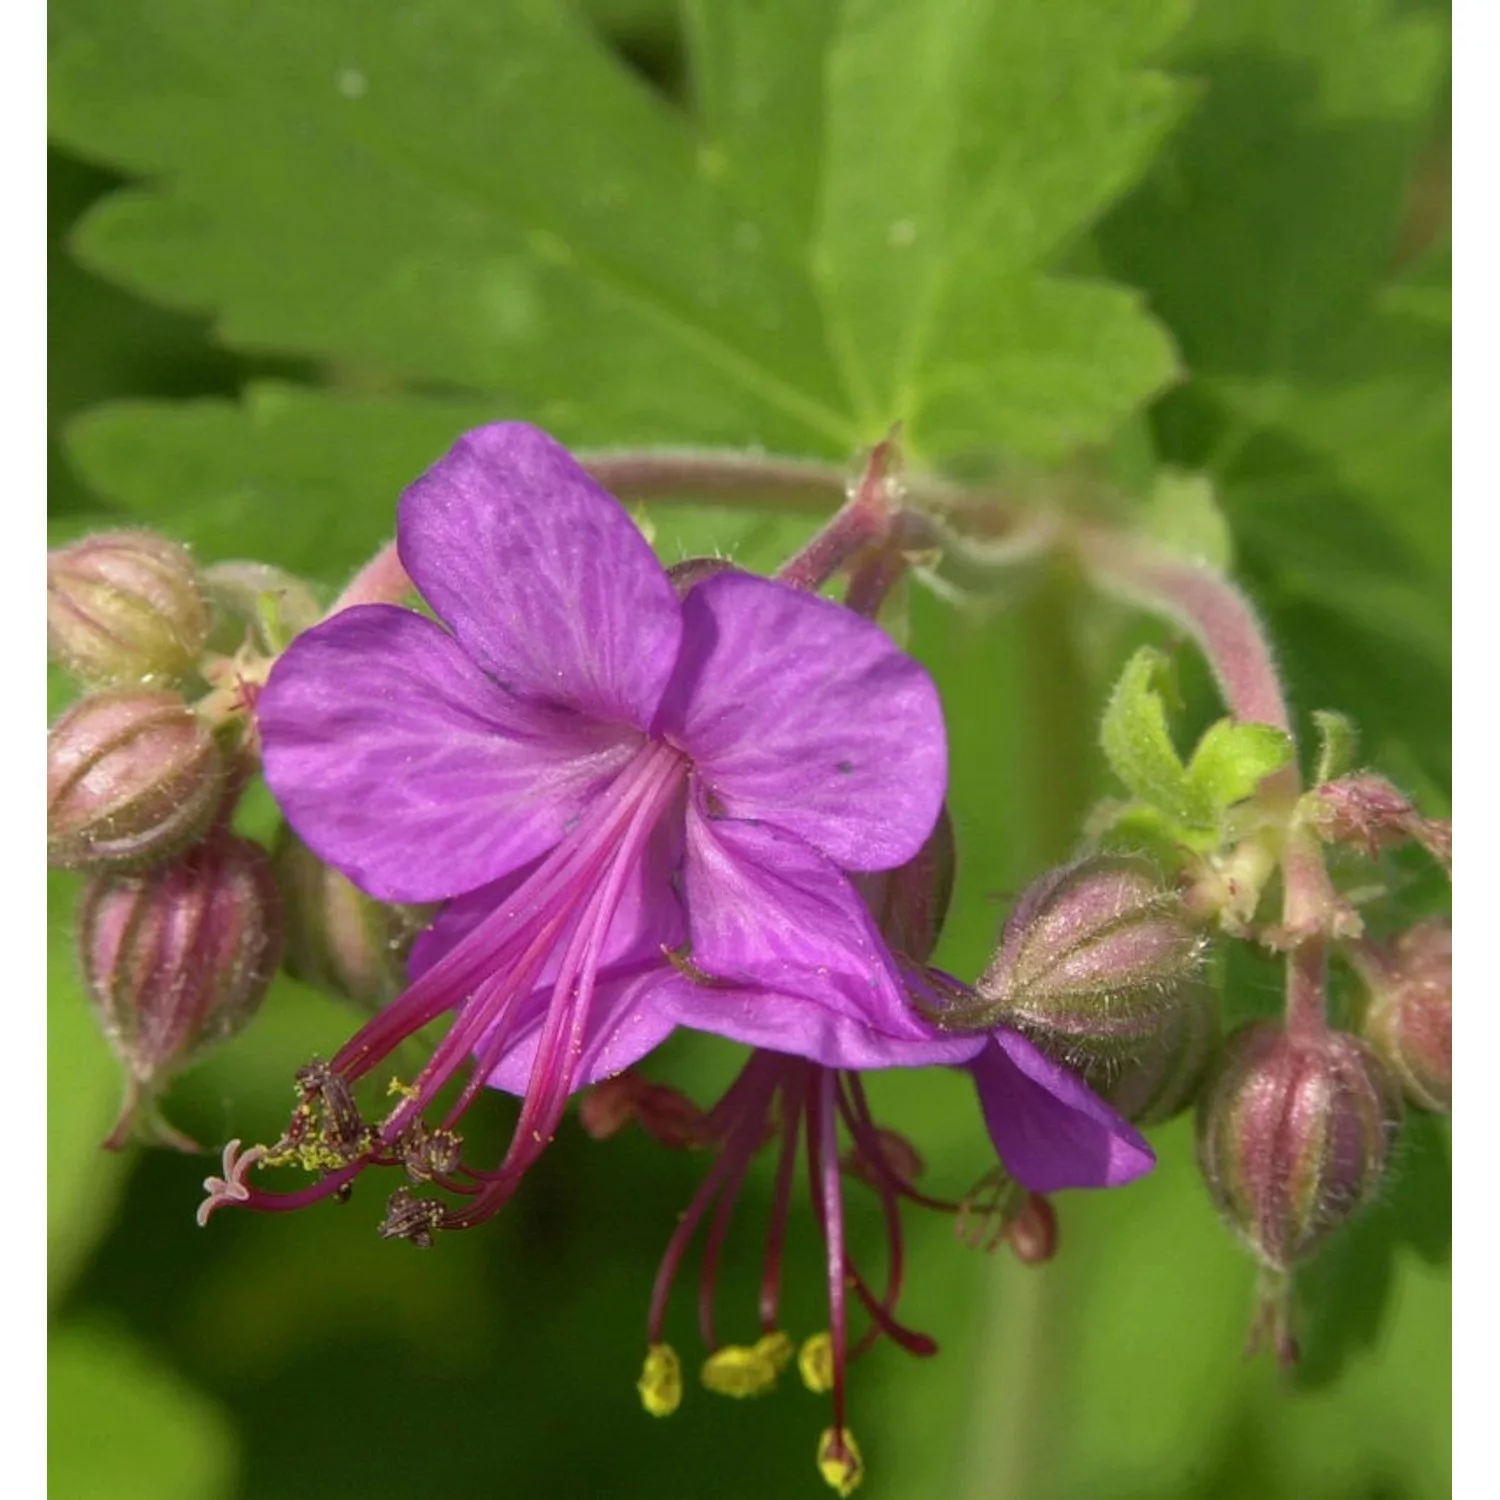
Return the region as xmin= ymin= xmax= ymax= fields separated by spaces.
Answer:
xmin=202 ymin=422 xmax=954 ymax=1234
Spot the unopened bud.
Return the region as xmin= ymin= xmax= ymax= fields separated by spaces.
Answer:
xmin=48 ymin=689 xmax=225 ymax=871
xmin=78 ymin=833 xmax=283 ymax=1149
xmin=666 ymin=557 xmax=741 ymax=597
xmin=1074 ymin=978 xmax=1222 ymax=1126
xmin=48 ymin=530 xmax=210 ymax=686
xmin=1305 ymin=773 xmax=1451 ymax=875
xmin=273 ymin=827 xmax=426 ymax=1009
xmin=578 ymin=1071 xmax=707 ymax=1148
xmin=939 ymin=856 xmax=1207 ymax=1062
xmin=859 ymin=806 xmax=954 ymax=964
xmin=1357 ymin=919 xmax=1451 ymax=1114
xmin=201 ymin=561 xmax=323 ymax=655
xmin=1195 ymin=1021 xmax=1402 ymax=1274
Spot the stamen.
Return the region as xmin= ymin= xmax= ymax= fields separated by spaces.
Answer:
xmin=637 ymin=1343 xmax=683 ymax=1417
xmin=701 ymin=1344 xmax=781 ymax=1398
xmin=816 ymin=1427 xmax=865 ymax=1497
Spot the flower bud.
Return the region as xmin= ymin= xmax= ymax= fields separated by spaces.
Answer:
xmin=1357 ymin=918 xmax=1451 ymax=1114
xmin=1195 ymin=1021 xmax=1402 ymax=1273
xmin=78 ymin=833 xmax=283 ymax=1149
xmin=859 ymin=805 xmax=955 ymax=964
xmin=48 ymin=530 xmax=211 ymax=686
xmin=948 ymin=856 xmax=1207 ymax=1060
xmin=1304 ymin=772 xmax=1451 ymax=875
xmin=1074 ymin=978 xmax=1222 ymax=1126
xmin=200 ymin=561 xmax=324 ymax=654
xmin=273 ymin=827 xmax=426 ymax=1009
xmin=48 ymin=689 xmax=225 ymax=871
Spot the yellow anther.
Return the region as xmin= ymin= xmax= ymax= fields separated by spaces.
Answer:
xmin=637 ymin=1343 xmax=682 ymax=1417
xmin=798 ymin=1331 xmax=835 ymax=1394
xmin=386 ymin=1077 xmax=418 ymax=1099
xmin=816 ymin=1427 xmax=865 ymax=1496
xmin=754 ymin=1329 xmax=795 ymax=1376
xmin=701 ymin=1343 xmax=778 ymax=1398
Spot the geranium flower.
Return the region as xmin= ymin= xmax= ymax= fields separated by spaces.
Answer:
xmin=199 ymin=422 xmax=956 ymax=1236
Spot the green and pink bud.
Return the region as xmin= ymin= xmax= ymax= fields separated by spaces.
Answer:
xmin=79 ymin=833 xmax=283 ymax=1150
xmin=942 ymin=855 xmax=1208 ymax=1066
xmin=1304 ymin=772 xmax=1451 ymax=876
xmin=48 ymin=689 xmax=226 ymax=872
xmin=48 ymin=530 xmax=211 ymax=687
xmin=1077 ymin=977 xmax=1222 ymax=1126
xmin=1354 ymin=918 xmax=1451 ymax=1114
xmin=1195 ymin=1021 xmax=1401 ymax=1279
xmin=273 ymin=828 xmax=429 ymax=1010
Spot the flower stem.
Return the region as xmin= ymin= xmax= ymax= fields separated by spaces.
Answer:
xmin=1071 ymin=527 xmax=1334 ymax=1031
xmin=327 ymin=543 xmax=414 ymax=614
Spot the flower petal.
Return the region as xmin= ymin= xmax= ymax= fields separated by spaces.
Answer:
xmin=674 ymin=800 xmax=977 ymax=1067
xmin=259 ymin=604 xmax=640 ymax=902
xmin=398 ymin=423 xmax=683 ymax=728
xmin=651 ymin=972 xmax=981 ymax=1071
xmin=970 ymin=1030 xmax=1156 ymax=1191
xmin=655 ymin=572 xmax=946 ymax=871
xmin=480 ymin=963 xmax=680 ymax=1095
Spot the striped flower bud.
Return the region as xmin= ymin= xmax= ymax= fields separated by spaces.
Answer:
xmin=1195 ymin=1022 xmax=1402 ymax=1274
xmin=79 ymin=833 xmax=283 ymax=1149
xmin=200 ymin=561 xmax=324 ymax=655
xmin=938 ymin=856 xmax=1208 ymax=1063
xmin=1074 ymin=977 xmax=1222 ymax=1126
xmin=273 ymin=827 xmax=427 ymax=1010
xmin=48 ymin=689 xmax=225 ymax=872
xmin=1357 ymin=918 xmax=1451 ymax=1114
xmin=48 ymin=530 xmax=210 ymax=687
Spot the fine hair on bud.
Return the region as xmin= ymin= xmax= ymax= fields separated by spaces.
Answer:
xmin=1195 ymin=1021 xmax=1403 ymax=1274
xmin=48 ymin=530 xmax=211 ymax=687
xmin=79 ymin=833 xmax=284 ymax=1147
xmin=273 ymin=825 xmax=429 ymax=1010
xmin=1357 ymin=918 xmax=1451 ymax=1115
xmin=48 ymin=688 xmax=226 ymax=872
xmin=938 ymin=855 xmax=1208 ymax=1066
xmin=1076 ymin=977 xmax=1222 ymax=1126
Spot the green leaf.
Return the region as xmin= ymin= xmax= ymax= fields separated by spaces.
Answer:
xmin=1185 ymin=719 xmax=1293 ymax=813
xmin=1096 ymin=0 xmax=1450 ymax=788
xmin=53 ymin=0 xmax=1187 ymax=477
xmin=1099 ymin=647 xmax=1201 ymax=826
xmin=49 ymin=1322 xmax=238 ymax=1499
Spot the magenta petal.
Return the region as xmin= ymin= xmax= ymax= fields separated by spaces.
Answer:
xmin=398 ymin=423 xmax=683 ymax=728
xmin=652 ymin=972 xmax=982 ymax=1071
xmin=678 ymin=799 xmax=973 ymax=1061
xmin=971 ymin=1030 xmax=1156 ymax=1191
xmin=655 ymin=572 xmax=946 ymax=871
xmin=480 ymin=965 xmax=679 ymax=1095
xmin=259 ymin=605 xmax=640 ymax=902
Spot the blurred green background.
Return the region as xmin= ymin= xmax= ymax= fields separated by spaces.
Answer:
xmin=48 ymin=2 xmax=1449 ymax=1497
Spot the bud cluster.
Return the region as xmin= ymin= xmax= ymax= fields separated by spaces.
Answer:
xmin=47 ymin=529 xmax=329 ymax=1148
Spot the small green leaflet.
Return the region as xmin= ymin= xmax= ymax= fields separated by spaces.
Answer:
xmin=1099 ymin=646 xmax=1293 ymax=846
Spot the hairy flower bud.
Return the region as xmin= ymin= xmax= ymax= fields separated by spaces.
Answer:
xmin=78 ymin=833 xmax=283 ymax=1149
xmin=273 ymin=827 xmax=427 ymax=1009
xmin=1075 ymin=977 xmax=1222 ymax=1126
xmin=860 ymin=805 xmax=954 ymax=965
xmin=1195 ymin=1022 xmax=1402 ymax=1274
xmin=201 ymin=560 xmax=324 ymax=655
xmin=941 ymin=856 xmax=1207 ymax=1060
xmin=48 ymin=689 xmax=225 ymax=871
xmin=1357 ymin=919 xmax=1451 ymax=1114
xmin=48 ymin=530 xmax=211 ymax=686
xmin=1304 ymin=772 xmax=1451 ymax=876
